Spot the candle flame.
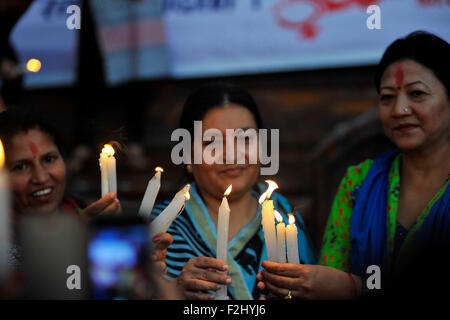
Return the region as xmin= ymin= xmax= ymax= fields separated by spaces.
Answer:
xmin=258 ymin=180 xmax=279 ymax=204
xmin=184 ymin=184 xmax=191 ymax=200
xmin=224 ymin=185 xmax=232 ymax=196
xmin=0 ymin=139 xmax=5 ymax=168
xmin=288 ymin=214 xmax=295 ymax=225
xmin=101 ymin=144 xmax=115 ymax=157
xmin=26 ymin=58 xmax=42 ymax=73
xmin=155 ymin=166 xmax=164 ymax=173
xmin=274 ymin=210 xmax=283 ymax=223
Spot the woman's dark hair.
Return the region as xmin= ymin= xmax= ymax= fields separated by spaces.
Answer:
xmin=374 ymin=31 xmax=450 ymax=94
xmin=179 ymin=82 xmax=263 ymax=135
xmin=0 ymin=108 xmax=64 ymax=155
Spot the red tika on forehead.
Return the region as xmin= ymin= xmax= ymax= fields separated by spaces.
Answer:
xmin=395 ymin=65 xmax=404 ymax=88
xmin=29 ymin=141 xmax=39 ymax=155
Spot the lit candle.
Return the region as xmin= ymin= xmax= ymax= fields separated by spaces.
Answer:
xmin=138 ymin=167 xmax=163 ymax=220
xmin=286 ymin=214 xmax=300 ymax=264
xmin=99 ymin=144 xmax=117 ymax=197
xmin=150 ymin=184 xmax=190 ymax=236
xmin=274 ymin=210 xmax=287 ymax=263
xmin=0 ymin=139 xmax=11 ymax=281
xmin=216 ymin=185 xmax=232 ymax=300
xmin=259 ymin=180 xmax=278 ymax=262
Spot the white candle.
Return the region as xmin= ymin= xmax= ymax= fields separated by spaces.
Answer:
xmin=259 ymin=180 xmax=278 ymax=262
xmin=150 ymin=184 xmax=190 ymax=236
xmin=99 ymin=154 xmax=108 ymax=197
xmin=138 ymin=167 xmax=163 ymax=220
xmin=274 ymin=210 xmax=287 ymax=263
xmin=107 ymin=156 xmax=117 ymax=195
xmin=216 ymin=185 xmax=232 ymax=300
xmin=0 ymin=139 xmax=11 ymax=282
xmin=286 ymin=214 xmax=300 ymax=264
xmin=99 ymin=144 xmax=117 ymax=197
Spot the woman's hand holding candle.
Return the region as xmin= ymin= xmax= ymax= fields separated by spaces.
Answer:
xmin=79 ymin=192 xmax=121 ymax=222
xmin=152 ymin=232 xmax=174 ymax=274
xmin=176 ymin=257 xmax=231 ymax=300
xmin=256 ymin=261 xmax=362 ymax=300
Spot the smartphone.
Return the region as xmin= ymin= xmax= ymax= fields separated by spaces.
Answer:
xmin=87 ymin=216 xmax=151 ymax=300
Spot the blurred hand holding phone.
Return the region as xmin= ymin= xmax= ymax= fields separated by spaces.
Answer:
xmin=18 ymin=213 xmax=157 ymax=299
xmin=88 ymin=216 xmax=152 ymax=300
xmin=16 ymin=210 xmax=185 ymax=300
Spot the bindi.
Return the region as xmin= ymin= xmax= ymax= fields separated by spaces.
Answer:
xmin=28 ymin=141 xmax=39 ymax=155
xmin=395 ymin=65 xmax=404 ymax=89
xmin=24 ymin=130 xmax=39 ymax=156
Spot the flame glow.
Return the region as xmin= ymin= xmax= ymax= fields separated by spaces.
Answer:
xmin=258 ymin=180 xmax=279 ymax=204
xmin=288 ymin=214 xmax=295 ymax=225
xmin=101 ymin=144 xmax=115 ymax=157
xmin=155 ymin=167 xmax=164 ymax=173
xmin=0 ymin=139 xmax=5 ymax=168
xmin=184 ymin=184 xmax=191 ymax=200
xmin=26 ymin=59 xmax=42 ymax=73
xmin=274 ymin=210 xmax=283 ymax=223
xmin=224 ymin=185 xmax=232 ymax=196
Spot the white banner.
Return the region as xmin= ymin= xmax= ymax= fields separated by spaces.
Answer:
xmin=9 ymin=0 xmax=450 ymax=87
xmin=163 ymin=0 xmax=450 ymax=77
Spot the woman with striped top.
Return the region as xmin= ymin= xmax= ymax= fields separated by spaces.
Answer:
xmin=151 ymin=83 xmax=316 ymax=300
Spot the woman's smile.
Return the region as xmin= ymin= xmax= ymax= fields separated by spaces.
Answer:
xmin=29 ymin=186 xmax=55 ymax=204
xmin=392 ymin=123 xmax=420 ymax=133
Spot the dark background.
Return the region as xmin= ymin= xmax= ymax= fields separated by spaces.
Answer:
xmin=0 ymin=0 xmax=398 ymax=255
xmin=14 ymin=65 xmax=395 ymax=253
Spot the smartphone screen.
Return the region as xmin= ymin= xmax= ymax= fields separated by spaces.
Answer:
xmin=88 ymin=217 xmax=150 ymax=300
